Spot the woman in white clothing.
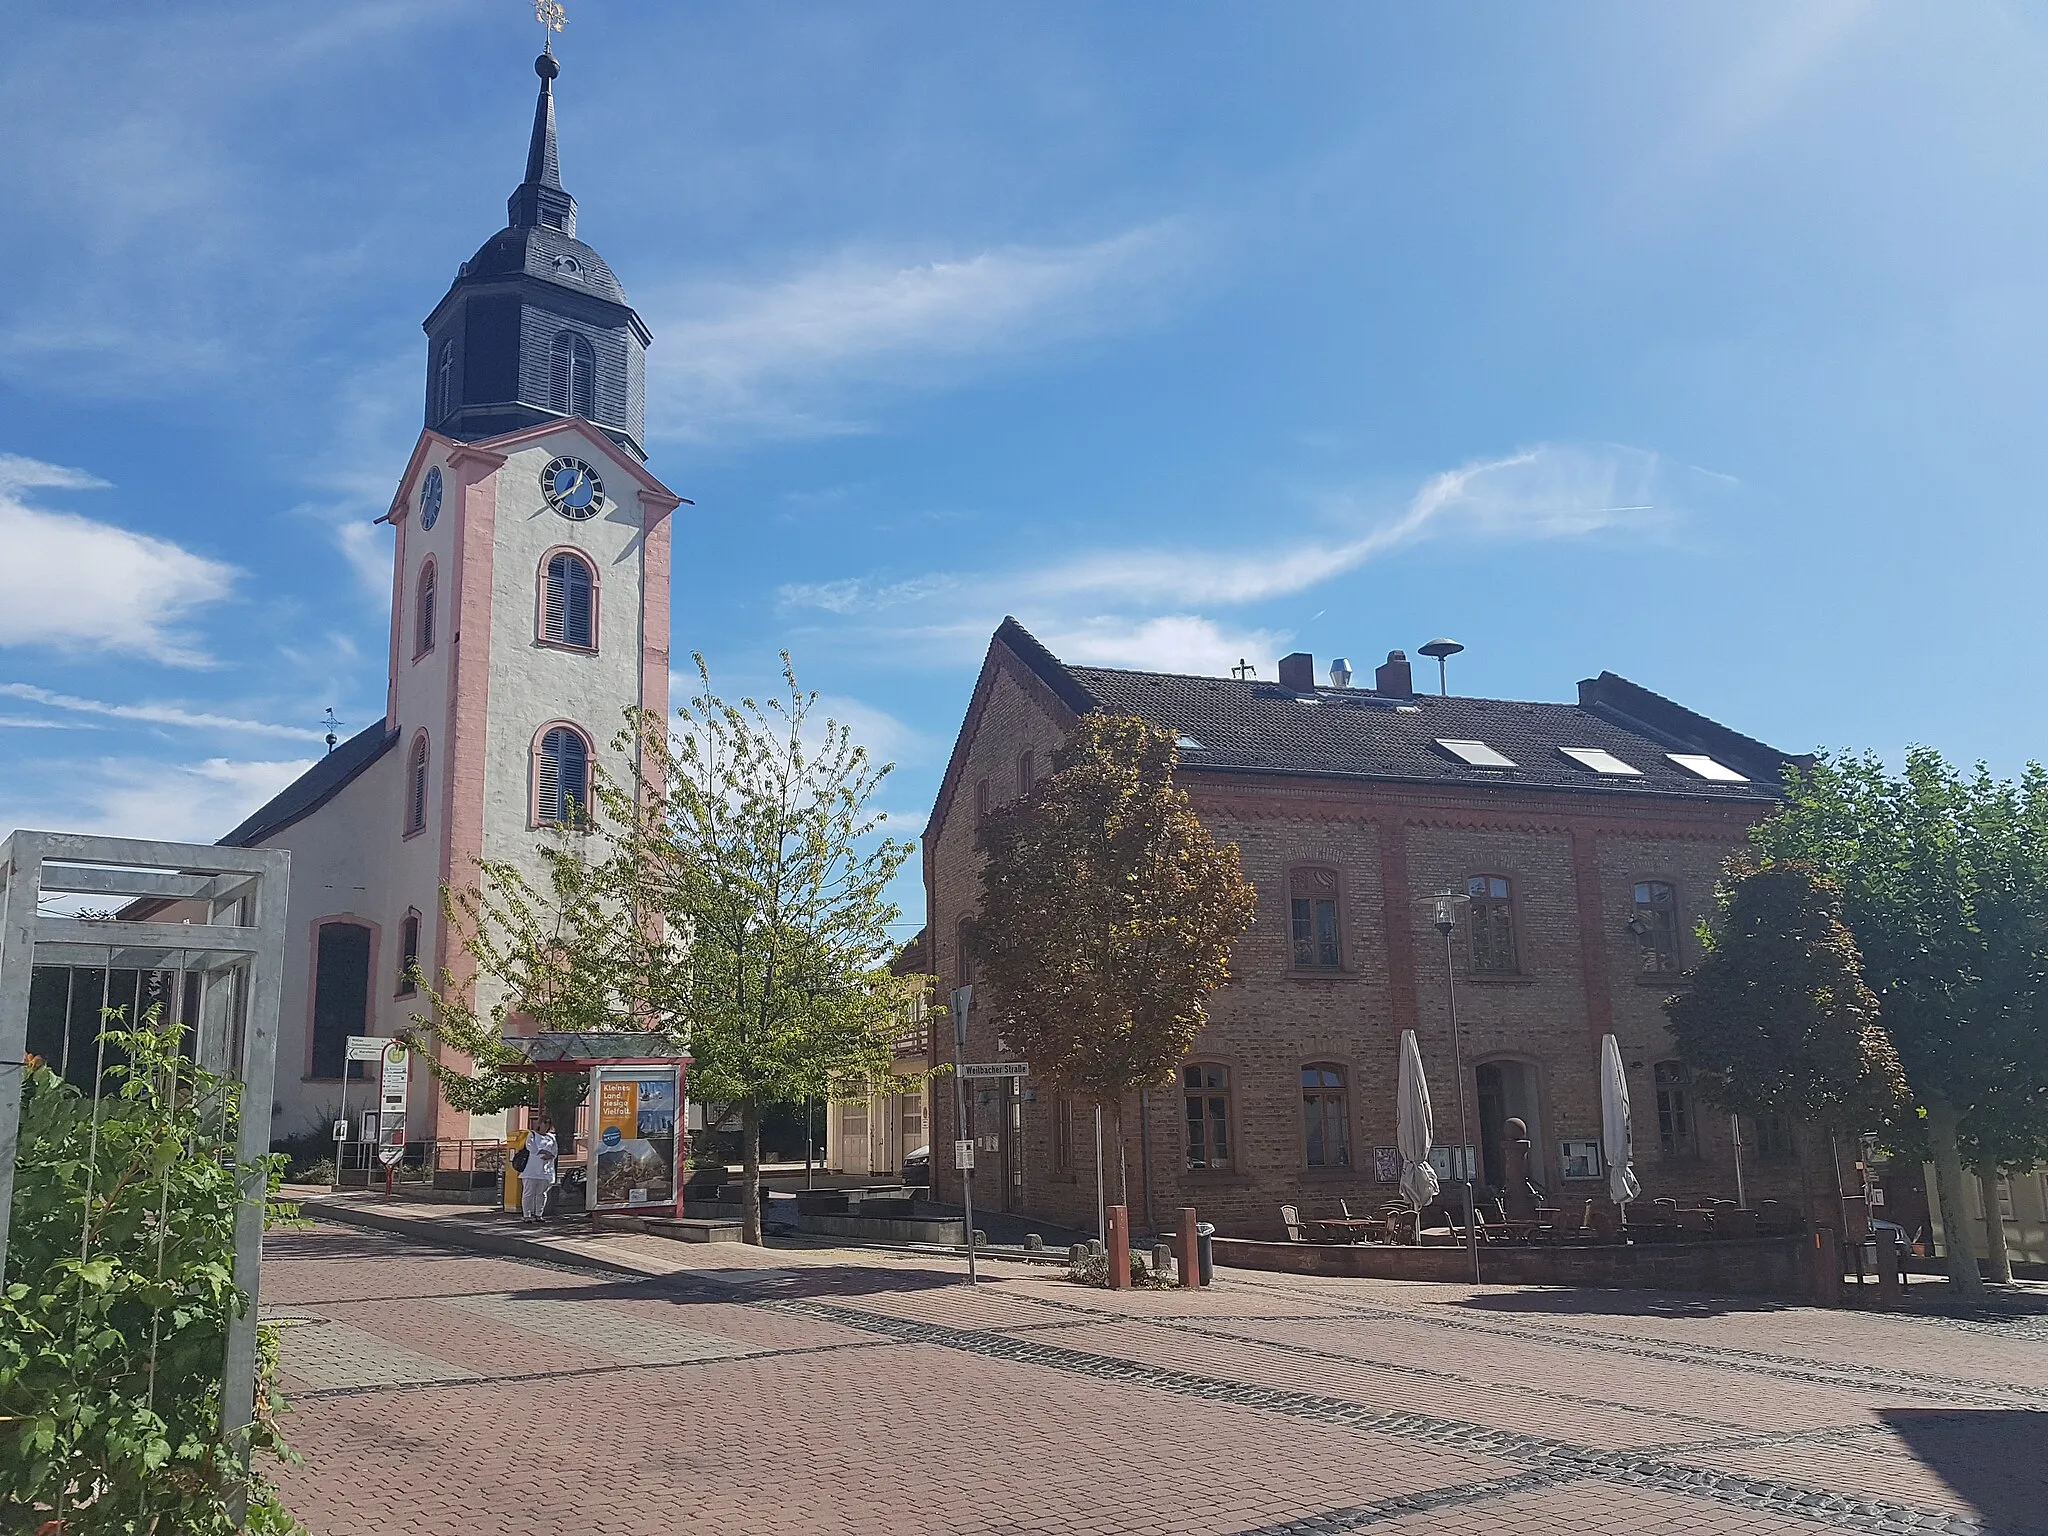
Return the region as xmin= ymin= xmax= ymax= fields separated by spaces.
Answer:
xmin=519 ymin=1116 xmax=558 ymax=1222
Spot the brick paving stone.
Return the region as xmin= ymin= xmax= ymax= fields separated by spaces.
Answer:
xmin=259 ymin=1218 xmax=2048 ymax=1536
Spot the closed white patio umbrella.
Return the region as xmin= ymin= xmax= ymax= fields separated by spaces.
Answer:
xmin=1397 ymin=1029 xmax=1440 ymax=1226
xmin=1600 ymin=1033 xmax=1641 ymax=1220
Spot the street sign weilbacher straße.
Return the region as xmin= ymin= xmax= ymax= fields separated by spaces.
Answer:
xmin=957 ymin=1061 xmax=1030 ymax=1079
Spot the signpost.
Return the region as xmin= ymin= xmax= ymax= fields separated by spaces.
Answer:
xmin=336 ymin=1035 xmax=385 ymax=1187
xmin=957 ymin=1061 xmax=1029 ymax=1080
xmin=377 ymin=1042 xmax=408 ymax=1196
xmin=949 ymin=986 xmax=975 ymax=1285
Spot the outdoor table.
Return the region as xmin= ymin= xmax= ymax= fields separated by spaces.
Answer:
xmin=1304 ymin=1217 xmax=1381 ymax=1244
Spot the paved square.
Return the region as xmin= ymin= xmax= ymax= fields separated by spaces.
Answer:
xmin=260 ymin=1216 xmax=2048 ymax=1535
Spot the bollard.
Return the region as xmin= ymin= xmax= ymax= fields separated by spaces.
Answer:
xmin=1023 ymin=1232 xmax=1044 ymax=1251
xmin=1177 ymin=1206 xmax=1202 ymax=1288
xmin=1106 ymin=1205 xmax=1132 ymax=1289
xmin=1088 ymin=1238 xmax=1105 ymax=1257
xmin=972 ymin=1229 xmax=988 ymax=1249
xmin=1068 ymin=1242 xmax=1088 ymax=1266
xmin=1152 ymin=1243 xmax=1173 ymax=1279
xmin=1809 ymin=1227 xmax=1843 ymax=1308
xmin=1874 ymin=1227 xmax=1902 ymax=1308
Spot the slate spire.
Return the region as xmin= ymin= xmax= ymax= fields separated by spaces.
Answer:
xmin=423 ymin=46 xmax=650 ymax=458
xmin=507 ymin=52 xmax=577 ymax=236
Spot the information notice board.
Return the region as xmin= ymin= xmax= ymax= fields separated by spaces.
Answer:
xmin=591 ymin=1067 xmax=680 ymax=1211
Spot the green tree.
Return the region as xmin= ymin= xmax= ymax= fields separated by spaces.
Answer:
xmin=1749 ymin=749 xmax=2048 ymax=1293
xmin=1 ymin=1010 xmax=302 ymax=1533
xmin=1664 ymin=861 xmax=1908 ymax=1202
xmin=972 ymin=716 xmax=1258 ymax=1205
xmin=407 ymin=839 xmax=686 ymax=1138
xmin=612 ymin=657 xmax=921 ymax=1244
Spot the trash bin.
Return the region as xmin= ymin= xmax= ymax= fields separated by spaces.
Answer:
xmin=1196 ymin=1221 xmax=1216 ymax=1286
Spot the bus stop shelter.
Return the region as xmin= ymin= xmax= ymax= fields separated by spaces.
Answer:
xmin=499 ymin=1031 xmax=692 ymax=1220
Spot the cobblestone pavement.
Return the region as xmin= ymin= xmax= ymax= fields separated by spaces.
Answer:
xmin=261 ymin=1216 xmax=2048 ymax=1536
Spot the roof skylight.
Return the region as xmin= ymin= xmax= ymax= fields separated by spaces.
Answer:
xmin=1560 ymin=746 xmax=1643 ymax=777
xmin=1176 ymin=735 xmax=1207 ymax=751
xmin=1668 ymin=752 xmax=1748 ymax=783
xmin=1435 ymin=739 xmax=1517 ymax=769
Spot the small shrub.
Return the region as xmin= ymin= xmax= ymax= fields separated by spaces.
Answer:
xmin=0 ymin=1009 xmax=305 ymax=1533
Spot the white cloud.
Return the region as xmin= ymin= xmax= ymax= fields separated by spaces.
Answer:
xmin=772 ymin=442 xmax=1727 ymax=679
xmin=776 ymin=574 xmax=960 ymax=614
xmin=1028 ymin=615 xmax=1291 ymax=676
xmin=0 ymin=455 xmax=238 ymax=665
xmin=0 ymin=755 xmax=312 ymax=845
xmin=1022 ymin=445 xmax=1679 ymax=607
xmin=0 ymin=684 xmax=325 ymax=742
xmin=815 ymin=694 xmax=930 ymax=767
xmin=646 ymin=223 xmax=1194 ymax=442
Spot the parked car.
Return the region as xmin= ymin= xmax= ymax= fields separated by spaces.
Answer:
xmin=902 ymin=1146 xmax=930 ymax=1184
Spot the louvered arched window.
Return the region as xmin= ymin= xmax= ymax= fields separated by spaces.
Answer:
xmin=414 ymin=559 xmax=437 ymax=657
xmin=541 ymin=550 xmax=596 ymax=649
xmin=549 ymin=331 xmax=596 ymax=418
xmin=434 ymin=341 xmax=454 ymax=424
xmin=405 ymin=733 xmax=430 ymax=835
xmin=535 ymin=724 xmax=591 ymax=828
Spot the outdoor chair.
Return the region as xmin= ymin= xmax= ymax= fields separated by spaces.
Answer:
xmin=1279 ymin=1204 xmax=1308 ymax=1243
xmin=1676 ymin=1207 xmax=1717 ymax=1237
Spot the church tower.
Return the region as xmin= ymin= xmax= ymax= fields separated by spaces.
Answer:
xmin=421 ymin=51 xmax=652 ymax=460
xmin=207 ymin=50 xmax=682 ymax=1150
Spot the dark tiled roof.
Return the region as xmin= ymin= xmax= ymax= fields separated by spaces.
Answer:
xmin=995 ymin=618 xmax=1797 ymax=805
xmin=218 ymin=719 xmax=398 ymax=847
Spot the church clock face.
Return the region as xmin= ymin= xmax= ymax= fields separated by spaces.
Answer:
xmin=541 ymin=456 xmax=605 ymax=521
xmin=418 ymin=465 xmax=443 ymax=531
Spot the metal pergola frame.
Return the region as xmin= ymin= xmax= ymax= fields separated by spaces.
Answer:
xmin=0 ymin=830 xmax=289 ymax=1468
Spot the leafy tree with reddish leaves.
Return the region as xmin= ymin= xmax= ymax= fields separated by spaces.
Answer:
xmin=972 ymin=716 xmax=1257 ymax=1195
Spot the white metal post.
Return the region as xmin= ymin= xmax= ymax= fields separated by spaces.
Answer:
xmin=0 ymin=836 xmax=44 ymax=1290
xmin=1094 ymin=1104 xmax=1106 ymax=1243
xmin=217 ymin=848 xmax=289 ymax=1488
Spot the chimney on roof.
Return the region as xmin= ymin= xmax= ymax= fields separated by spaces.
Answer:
xmin=1277 ymin=652 xmax=1315 ymax=691
xmin=1374 ymin=649 xmax=1413 ymax=698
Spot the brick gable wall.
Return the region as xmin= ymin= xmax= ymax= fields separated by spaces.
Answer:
xmin=927 ymin=637 xmax=1818 ymax=1242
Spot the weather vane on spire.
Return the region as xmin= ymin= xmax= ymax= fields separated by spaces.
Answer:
xmin=535 ymin=0 xmax=566 ymax=53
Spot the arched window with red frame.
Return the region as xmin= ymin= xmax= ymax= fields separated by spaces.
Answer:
xmin=415 ymin=558 xmax=437 ymax=658
xmin=404 ymin=733 xmax=430 ymax=835
xmin=540 ymin=550 xmax=597 ymax=650
xmin=535 ymin=723 xmax=592 ymax=827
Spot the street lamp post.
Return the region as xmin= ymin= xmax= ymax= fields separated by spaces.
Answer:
xmin=1434 ymin=893 xmax=1481 ymax=1286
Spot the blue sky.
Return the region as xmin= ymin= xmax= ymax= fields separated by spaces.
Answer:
xmin=3 ymin=1 xmax=2045 ymax=939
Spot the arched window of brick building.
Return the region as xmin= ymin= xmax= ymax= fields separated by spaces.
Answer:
xmin=1302 ymin=1063 xmax=1350 ymax=1168
xmin=1183 ymin=1063 xmax=1232 ymax=1170
xmin=1633 ymin=881 xmax=1680 ymax=973
xmin=1289 ymin=866 xmax=1342 ymax=969
xmin=1467 ymin=874 xmax=1518 ymax=973
xmin=1654 ymin=1061 xmax=1696 ymax=1156
xmin=1018 ymin=749 xmax=1036 ymax=795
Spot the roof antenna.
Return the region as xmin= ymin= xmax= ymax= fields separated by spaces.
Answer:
xmin=321 ymin=708 xmax=343 ymax=755
xmin=1418 ymin=638 xmax=1465 ymax=697
xmin=1231 ymin=658 xmax=1257 ymax=681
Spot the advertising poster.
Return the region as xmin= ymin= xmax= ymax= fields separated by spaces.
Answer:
xmin=594 ymin=1070 xmax=678 ymax=1210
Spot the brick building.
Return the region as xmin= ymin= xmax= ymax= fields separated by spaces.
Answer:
xmin=924 ymin=619 xmax=1816 ymax=1241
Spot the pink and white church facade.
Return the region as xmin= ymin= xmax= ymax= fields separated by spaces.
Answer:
xmin=204 ymin=52 xmax=683 ymax=1146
